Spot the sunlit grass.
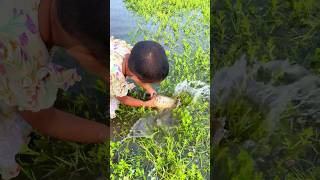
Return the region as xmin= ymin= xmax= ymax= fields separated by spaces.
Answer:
xmin=213 ymin=0 xmax=320 ymax=179
xmin=111 ymin=0 xmax=210 ymax=179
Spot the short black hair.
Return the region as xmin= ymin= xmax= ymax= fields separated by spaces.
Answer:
xmin=128 ymin=41 xmax=169 ymax=83
xmin=55 ymin=0 xmax=107 ymax=64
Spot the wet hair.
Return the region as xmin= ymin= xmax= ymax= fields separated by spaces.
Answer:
xmin=128 ymin=41 xmax=169 ymax=83
xmin=55 ymin=0 xmax=107 ymax=64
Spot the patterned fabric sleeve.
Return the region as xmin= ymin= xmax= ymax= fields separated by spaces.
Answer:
xmin=0 ymin=0 xmax=82 ymax=179
xmin=110 ymin=36 xmax=135 ymax=98
xmin=0 ymin=33 xmax=81 ymax=112
xmin=110 ymin=36 xmax=135 ymax=119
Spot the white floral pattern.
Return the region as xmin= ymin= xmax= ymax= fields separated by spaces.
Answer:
xmin=0 ymin=0 xmax=81 ymax=179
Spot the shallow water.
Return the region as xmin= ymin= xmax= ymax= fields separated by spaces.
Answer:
xmin=110 ymin=1 xmax=210 ymax=178
xmin=110 ymin=0 xmax=137 ymax=41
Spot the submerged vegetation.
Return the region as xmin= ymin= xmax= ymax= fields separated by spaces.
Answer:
xmin=213 ymin=0 xmax=320 ymax=179
xmin=111 ymin=0 xmax=210 ymax=179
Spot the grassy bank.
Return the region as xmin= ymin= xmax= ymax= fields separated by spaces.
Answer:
xmin=212 ymin=0 xmax=320 ymax=179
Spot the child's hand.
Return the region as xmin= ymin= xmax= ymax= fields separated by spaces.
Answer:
xmin=146 ymin=88 xmax=157 ymax=97
xmin=131 ymin=76 xmax=157 ymax=97
xmin=144 ymin=97 xmax=156 ymax=107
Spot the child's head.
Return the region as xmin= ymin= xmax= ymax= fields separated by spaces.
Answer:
xmin=55 ymin=0 xmax=107 ymax=65
xmin=128 ymin=41 xmax=169 ymax=83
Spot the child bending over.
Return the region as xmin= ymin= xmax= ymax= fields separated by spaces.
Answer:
xmin=110 ymin=37 xmax=169 ymax=118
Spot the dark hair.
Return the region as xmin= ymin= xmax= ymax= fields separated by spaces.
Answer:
xmin=128 ymin=41 xmax=169 ymax=83
xmin=55 ymin=0 xmax=107 ymax=63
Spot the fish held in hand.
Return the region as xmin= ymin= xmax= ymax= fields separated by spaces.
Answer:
xmin=154 ymin=95 xmax=176 ymax=109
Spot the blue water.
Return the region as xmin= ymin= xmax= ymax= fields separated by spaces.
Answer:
xmin=110 ymin=0 xmax=137 ymax=41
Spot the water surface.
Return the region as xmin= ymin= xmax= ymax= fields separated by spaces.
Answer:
xmin=110 ymin=0 xmax=137 ymax=41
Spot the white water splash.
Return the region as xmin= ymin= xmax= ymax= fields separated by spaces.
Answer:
xmin=174 ymin=80 xmax=210 ymax=103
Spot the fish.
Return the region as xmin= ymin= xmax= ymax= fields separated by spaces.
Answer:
xmin=154 ymin=95 xmax=177 ymax=110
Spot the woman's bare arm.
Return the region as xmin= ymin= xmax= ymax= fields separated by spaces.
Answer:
xmin=19 ymin=107 xmax=108 ymax=144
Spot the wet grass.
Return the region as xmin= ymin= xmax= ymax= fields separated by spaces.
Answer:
xmin=111 ymin=0 xmax=210 ymax=179
xmin=213 ymin=0 xmax=320 ymax=73
xmin=213 ymin=0 xmax=320 ymax=179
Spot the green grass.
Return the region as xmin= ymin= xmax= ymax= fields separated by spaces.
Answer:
xmin=213 ymin=96 xmax=320 ymax=179
xmin=213 ymin=0 xmax=320 ymax=73
xmin=213 ymin=0 xmax=320 ymax=179
xmin=14 ymin=0 xmax=320 ymax=179
xmin=10 ymin=0 xmax=210 ymax=179
xmin=12 ymin=76 xmax=107 ymax=180
xmin=111 ymin=0 xmax=210 ymax=179
xmin=16 ymin=0 xmax=210 ymax=179
xmin=111 ymin=92 xmax=209 ymax=179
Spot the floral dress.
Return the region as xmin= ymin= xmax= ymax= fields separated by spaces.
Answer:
xmin=110 ymin=36 xmax=135 ymax=119
xmin=0 ymin=0 xmax=81 ymax=179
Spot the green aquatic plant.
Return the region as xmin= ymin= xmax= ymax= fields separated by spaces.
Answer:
xmin=111 ymin=92 xmax=209 ymax=179
xmin=213 ymin=146 xmax=264 ymax=180
xmin=125 ymin=0 xmax=210 ymax=87
xmin=213 ymin=0 xmax=320 ymax=73
xmin=213 ymin=0 xmax=320 ymax=179
xmin=10 ymin=0 xmax=209 ymax=178
xmin=213 ymin=95 xmax=320 ymax=179
xmin=110 ymin=0 xmax=210 ymax=179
